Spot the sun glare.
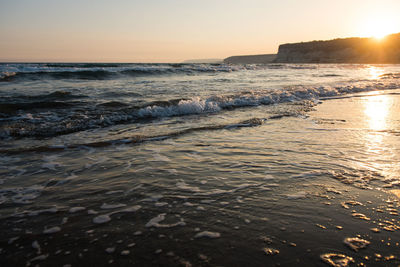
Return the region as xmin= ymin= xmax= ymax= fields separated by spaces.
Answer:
xmin=360 ymin=17 xmax=397 ymax=40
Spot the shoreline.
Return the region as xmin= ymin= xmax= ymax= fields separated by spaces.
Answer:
xmin=1 ymin=88 xmax=400 ymax=266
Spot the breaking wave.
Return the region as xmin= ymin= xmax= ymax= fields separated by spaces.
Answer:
xmin=1 ymin=80 xmax=399 ymax=139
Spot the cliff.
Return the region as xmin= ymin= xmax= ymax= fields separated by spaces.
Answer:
xmin=275 ymin=33 xmax=400 ymax=63
xmin=224 ymin=54 xmax=276 ymax=64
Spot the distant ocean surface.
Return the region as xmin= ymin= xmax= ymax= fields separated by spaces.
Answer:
xmin=1 ymin=63 xmax=400 ymax=266
xmin=1 ymin=63 xmax=400 ymax=145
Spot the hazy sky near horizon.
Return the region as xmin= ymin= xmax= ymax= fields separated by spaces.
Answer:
xmin=1 ymin=0 xmax=400 ymax=62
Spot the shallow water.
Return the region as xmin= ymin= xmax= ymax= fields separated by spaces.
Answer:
xmin=1 ymin=63 xmax=400 ymax=266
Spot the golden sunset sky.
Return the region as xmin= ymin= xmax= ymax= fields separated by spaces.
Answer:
xmin=0 ymin=0 xmax=399 ymax=62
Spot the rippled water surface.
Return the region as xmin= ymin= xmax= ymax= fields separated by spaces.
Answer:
xmin=1 ymin=63 xmax=400 ymax=266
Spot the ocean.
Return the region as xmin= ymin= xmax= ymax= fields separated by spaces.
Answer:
xmin=1 ymin=63 xmax=400 ymax=266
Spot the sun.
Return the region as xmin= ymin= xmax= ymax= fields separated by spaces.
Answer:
xmin=358 ymin=16 xmax=398 ymax=40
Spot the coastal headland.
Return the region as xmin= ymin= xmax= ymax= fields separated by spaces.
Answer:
xmin=224 ymin=33 xmax=400 ymax=64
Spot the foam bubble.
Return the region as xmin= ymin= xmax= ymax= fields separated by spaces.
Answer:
xmin=69 ymin=207 xmax=86 ymax=213
xmin=105 ymin=247 xmax=115 ymax=254
xmin=88 ymin=209 xmax=98 ymax=215
xmin=32 ymin=240 xmax=41 ymax=254
xmin=43 ymin=226 xmax=61 ymax=234
xmin=194 ymin=231 xmax=220 ymax=239
xmin=343 ymin=237 xmax=370 ymax=251
xmin=121 ymin=250 xmax=130 ymax=256
xmin=29 ymin=254 xmax=49 ymax=262
xmin=145 ymin=213 xmax=186 ymax=228
xmin=100 ymin=203 xmax=127 ymax=209
xmin=93 ymin=215 xmax=111 ymax=224
xmin=155 ymin=202 xmax=168 ymax=207
xmin=320 ymin=253 xmax=354 ymax=267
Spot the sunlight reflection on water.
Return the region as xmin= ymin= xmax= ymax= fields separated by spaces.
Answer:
xmin=362 ymin=94 xmax=397 ymax=179
xmin=364 ymin=94 xmax=389 ymax=131
xmin=368 ymin=66 xmax=385 ymax=80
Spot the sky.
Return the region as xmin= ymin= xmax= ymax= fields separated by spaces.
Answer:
xmin=0 ymin=0 xmax=399 ymax=62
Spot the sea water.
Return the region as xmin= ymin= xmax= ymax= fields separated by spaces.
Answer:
xmin=1 ymin=63 xmax=400 ymax=266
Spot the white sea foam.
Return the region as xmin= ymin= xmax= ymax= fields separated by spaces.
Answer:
xmin=32 ymin=240 xmax=41 ymax=254
xmin=13 ymin=207 xmax=59 ymax=217
xmin=105 ymin=247 xmax=115 ymax=254
xmin=92 ymin=205 xmax=141 ymax=224
xmin=69 ymin=207 xmax=86 ymax=213
xmin=93 ymin=214 xmax=111 ymax=224
xmin=88 ymin=209 xmax=98 ymax=215
xmin=138 ymin=97 xmax=221 ymax=118
xmin=100 ymin=203 xmax=127 ymax=209
xmin=145 ymin=214 xmax=166 ymax=228
xmin=43 ymin=226 xmax=61 ymax=234
xmin=194 ymin=231 xmax=221 ymax=239
xmin=132 ymin=81 xmax=400 ymax=120
xmin=29 ymin=254 xmax=48 ymax=262
xmin=9 ymin=186 xmax=44 ymax=204
xmin=121 ymin=250 xmax=130 ymax=256
xmin=145 ymin=213 xmax=186 ymax=228
xmin=155 ymin=202 xmax=168 ymax=207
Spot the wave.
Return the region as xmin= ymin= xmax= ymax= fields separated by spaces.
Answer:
xmin=43 ymin=63 xmax=124 ymax=68
xmin=0 ymin=72 xmax=17 ymax=82
xmin=0 ymin=91 xmax=87 ymax=114
xmin=0 ymin=70 xmax=116 ymax=81
xmin=380 ymin=72 xmax=400 ymax=79
xmin=1 ymin=80 xmax=399 ymax=139
xmin=1 ymin=63 xmax=394 ymax=82
xmin=96 ymin=101 xmax=130 ymax=108
xmin=0 ymin=63 xmax=346 ymax=82
xmin=0 ymin=101 xmax=78 ymax=114
xmin=2 ymin=91 xmax=87 ymax=102
xmin=0 ymin=117 xmax=271 ymax=154
xmin=0 ymin=64 xmax=251 ymax=82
